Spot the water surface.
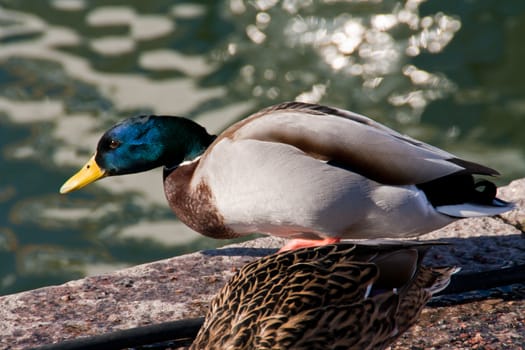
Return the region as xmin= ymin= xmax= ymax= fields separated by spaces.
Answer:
xmin=1 ymin=0 xmax=525 ymax=295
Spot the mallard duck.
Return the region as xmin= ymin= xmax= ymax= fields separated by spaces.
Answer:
xmin=60 ymin=102 xmax=513 ymax=250
xmin=190 ymin=241 xmax=458 ymax=349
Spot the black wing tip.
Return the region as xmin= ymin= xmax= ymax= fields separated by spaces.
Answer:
xmin=448 ymin=158 xmax=500 ymax=176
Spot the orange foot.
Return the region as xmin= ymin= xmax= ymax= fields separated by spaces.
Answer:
xmin=278 ymin=237 xmax=341 ymax=252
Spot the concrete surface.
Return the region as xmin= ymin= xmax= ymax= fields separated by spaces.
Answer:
xmin=0 ymin=180 xmax=524 ymax=349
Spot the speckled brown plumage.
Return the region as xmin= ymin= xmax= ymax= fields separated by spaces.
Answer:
xmin=190 ymin=242 xmax=458 ymax=350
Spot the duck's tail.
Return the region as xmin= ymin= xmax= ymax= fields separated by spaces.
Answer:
xmin=435 ymin=198 xmax=514 ymax=218
xmin=417 ymin=174 xmax=514 ymax=218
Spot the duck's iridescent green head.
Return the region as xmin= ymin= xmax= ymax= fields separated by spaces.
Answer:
xmin=60 ymin=115 xmax=215 ymax=194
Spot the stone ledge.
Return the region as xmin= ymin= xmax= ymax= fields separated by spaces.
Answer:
xmin=1 ymin=180 xmax=524 ymax=349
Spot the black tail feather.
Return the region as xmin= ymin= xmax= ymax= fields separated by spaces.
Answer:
xmin=417 ymin=174 xmax=500 ymax=207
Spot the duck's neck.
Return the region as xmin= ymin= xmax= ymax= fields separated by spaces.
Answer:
xmin=157 ymin=117 xmax=216 ymax=172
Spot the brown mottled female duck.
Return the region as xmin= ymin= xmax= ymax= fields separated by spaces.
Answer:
xmin=60 ymin=102 xmax=512 ymax=250
xmin=190 ymin=241 xmax=458 ymax=349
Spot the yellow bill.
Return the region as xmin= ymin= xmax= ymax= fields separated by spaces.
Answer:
xmin=60 ymin=155 xmax=107 ymax=194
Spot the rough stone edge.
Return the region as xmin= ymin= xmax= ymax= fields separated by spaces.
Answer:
xmin=0 ymin=180 xmax=524 ymax=349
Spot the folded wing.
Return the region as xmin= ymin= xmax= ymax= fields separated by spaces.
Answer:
xmin=224 ymin=102 xmax=497 ymax=185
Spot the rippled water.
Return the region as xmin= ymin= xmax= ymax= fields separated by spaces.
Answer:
xmin=1 ymin=0 xmax=525 ymax=295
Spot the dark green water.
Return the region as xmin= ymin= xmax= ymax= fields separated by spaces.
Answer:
xmin=1 ymin=0 xmax=524 ymax=295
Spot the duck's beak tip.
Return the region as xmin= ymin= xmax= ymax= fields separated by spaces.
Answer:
xmin=59 ymin=183 xmax=73 ymax=194
xmin=59 ymin=155 xmax=106 ymax=194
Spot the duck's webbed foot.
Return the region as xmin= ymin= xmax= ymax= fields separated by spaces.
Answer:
xmin=278 ymin=237 xmax=341 ymax=252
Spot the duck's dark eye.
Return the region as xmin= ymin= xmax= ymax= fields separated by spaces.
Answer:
xmin=109 ymin=140 xmax=120 ymax=149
